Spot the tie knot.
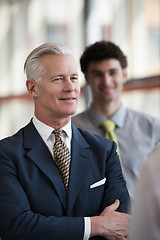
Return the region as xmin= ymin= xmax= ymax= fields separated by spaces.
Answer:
xmin=102 ymin=119 xmax=116 ymax=133
xmin=53 ymin=129 xmax=62 ymax=141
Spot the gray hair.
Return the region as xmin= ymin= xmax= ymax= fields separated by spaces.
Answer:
xmin=24 ymin=42 xmax=73 ymax=81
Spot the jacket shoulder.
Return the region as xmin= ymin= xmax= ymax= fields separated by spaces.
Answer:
xmin=0 ymin=121 xmax=32 ymax=154
xmin=76 ymin=127 xmax=114 ymax=150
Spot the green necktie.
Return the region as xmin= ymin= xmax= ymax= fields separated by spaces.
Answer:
xmin=102 ymin=119 xmax=122 ymax=167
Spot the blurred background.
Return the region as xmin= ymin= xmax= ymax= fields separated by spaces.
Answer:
xmin=0 ymin=0 xmax=160 ymax=139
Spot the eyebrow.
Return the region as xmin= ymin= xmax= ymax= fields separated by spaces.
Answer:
xmin=90 ymin=68 xmax=118 ymax=74
xmin=50 ymin=73 xmax=78 ymax=79
xmin=90 ymin=69 xmax=102 ymax=74
xmin=71 ymin=73 xmax=79 ymax=76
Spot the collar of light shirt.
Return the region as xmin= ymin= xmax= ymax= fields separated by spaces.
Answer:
xmin=90 ymin=103 xmax=126 ymax=129
xmin=32 ymin=115 xmax=72 ymax=156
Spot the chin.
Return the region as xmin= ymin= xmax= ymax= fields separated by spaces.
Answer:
xmin=68 ymin=110 xmax=77 ymax=116
xmin=66 ymin=106 xmax=77 ymax=114
xmin=62 ymin=109 xmax=77 ymax=117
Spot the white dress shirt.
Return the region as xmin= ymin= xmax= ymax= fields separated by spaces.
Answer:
xmin=32 ymin=116 xmax=91 ymax=240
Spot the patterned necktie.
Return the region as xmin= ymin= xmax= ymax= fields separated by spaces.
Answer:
xmin=53 ymin=129 xmax=71 ymax=193
xmin=101 ymin=119 xmax=122 ymax=167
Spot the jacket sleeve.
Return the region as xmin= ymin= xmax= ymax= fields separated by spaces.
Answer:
xmin=100 ymin=141 xmax=130 ymax=214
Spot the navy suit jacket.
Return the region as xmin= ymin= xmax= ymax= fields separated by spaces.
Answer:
xmin=0 ymin=120 xmax=129 ymax=240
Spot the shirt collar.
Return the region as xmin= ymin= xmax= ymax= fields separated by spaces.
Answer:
xmin=89 ymin=103 xmax=127 ymax=128
xmin=88 ymin=105 xmax=105 ymax=128
xmin=111 ymin=104 xmax=127 ymax=128
xmin=32 ymin=115 xmax=72 ymax=142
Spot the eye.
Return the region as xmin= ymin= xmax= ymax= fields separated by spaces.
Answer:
xmin=92 ymin=71 xmax=103 ymax=77
xmin=109 ymin=70 xmax=117 ymax=76
xmin=53 ymin=77 xmax=63 ymax=82
xmin=71 ymin=76 xmax=78 ymax=81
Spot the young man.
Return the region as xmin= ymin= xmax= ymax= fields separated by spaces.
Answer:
xmin=72 ymin=41 xmax=160 ymax=197
xmin=0 ymin=43 xmax=129 ymax=240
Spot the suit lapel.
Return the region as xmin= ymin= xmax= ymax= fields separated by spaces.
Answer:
xmin=23 ymin=121 xmax=67 ymax=210
xmin=67 ymin=126 xmax=92 ymax=214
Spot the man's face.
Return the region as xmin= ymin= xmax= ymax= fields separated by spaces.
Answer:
xmin=85 ymin=59 xmax=127 ymax=104
xmin=30 ymin=54 xmax=80 ymax=121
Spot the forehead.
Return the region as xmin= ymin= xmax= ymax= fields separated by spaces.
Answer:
xmin=88 ymin=58 xmax=122 ymax=72
xmin=41 ymin=54 xmax=78 ymax=73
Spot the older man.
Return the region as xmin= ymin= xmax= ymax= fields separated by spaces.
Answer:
xmin=0 ymin=43 xmax=129 ymax=240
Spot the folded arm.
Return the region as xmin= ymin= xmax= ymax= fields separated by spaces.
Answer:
xmin=90 ymin=200 xmax=130 ymax=240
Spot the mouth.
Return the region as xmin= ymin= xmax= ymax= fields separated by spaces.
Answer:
xmin=100 ymin=86 xmax=114 ymax=94
xmin=59 ymin=97 xmax=76 ymax=102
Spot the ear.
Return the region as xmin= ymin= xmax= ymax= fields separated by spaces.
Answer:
xmin=26 ymin=79 xmax=38 ymax=97
xmin=122 ymin=68 xmax=127 ymax=84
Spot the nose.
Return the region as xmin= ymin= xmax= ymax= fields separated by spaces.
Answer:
xmin=64 ymin=78 xmax=74 ymax=91
xmin=103 ymin=74 xmax=111 ymax=85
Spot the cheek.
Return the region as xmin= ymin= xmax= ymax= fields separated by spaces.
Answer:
xmin=75 ymin=84 xmax=81 ymax=94
xmin=39 ymin=89 xmax=56 ymax=103
xmin=78 ymin=86 xmax=81 ymax=95
xmin=37 ymin=83 xmax=49 ymax=96
xmin=88 ymin=77 xmax=98 ymax=86
xmin=92 ymin=81 xmax=100 ymax=91
xmin=90 ymin=83 xmax=97 ymax=93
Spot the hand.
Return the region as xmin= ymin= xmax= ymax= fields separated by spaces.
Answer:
xmin=90 ymin=199 xmax=130 ymax=240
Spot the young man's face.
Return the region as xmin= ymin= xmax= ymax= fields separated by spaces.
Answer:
xmin=85 ymin=58 xmax=127 ymax=104
xmin=27 ymin=54 xmax=80 ymax=122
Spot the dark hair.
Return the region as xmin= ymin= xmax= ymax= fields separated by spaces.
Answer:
xmin=80 ymin=41 xmax=128 ymax=73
